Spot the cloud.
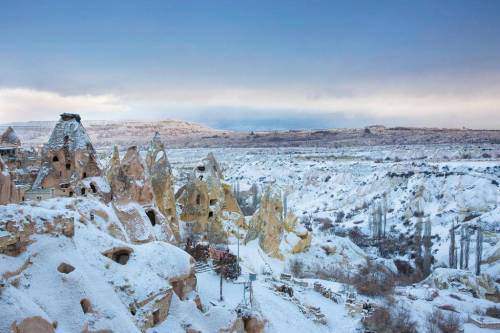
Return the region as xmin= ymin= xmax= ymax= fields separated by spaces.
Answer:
xmin=0 ymin=88 xmax=129 ymax=122
xmin=0 ymin=86 xmax=498 ymax=129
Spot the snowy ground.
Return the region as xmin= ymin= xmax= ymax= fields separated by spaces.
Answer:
xmin=1 ymin=144 xmax=498 ymax=332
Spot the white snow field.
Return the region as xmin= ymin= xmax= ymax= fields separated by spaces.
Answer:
xmin=1 ymin=143 xmax=499 ymax=332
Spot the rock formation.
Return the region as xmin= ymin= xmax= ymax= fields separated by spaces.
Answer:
xmin=0 ymin=157 xmax=24 ymax=205
xmin=145 ymin=132 xmax=180 ymax=241
xmin=178 ymin=153 xmax=244 ymax=244
xmin=108 ymin=145 xmax=153 ymax=205
xmin=32 ymin=113 xmax=102 ymax=197
xmin=0 ymin=126 xmax=21 ymax=146
xmin=245 ymin=185 xmax=285 ymax=258
xmin=107 ymin=145 xmax=176 ymax=244
xmin=245 ymin=185 xmax=311 ymax=259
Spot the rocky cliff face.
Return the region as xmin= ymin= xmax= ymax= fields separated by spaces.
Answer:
xmin=145 ymin=133 xmax=179 ymax=242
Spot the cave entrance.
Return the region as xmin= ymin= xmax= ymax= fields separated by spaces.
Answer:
xmin=146 ymin=210 xmax=156 ymax=226
xmin=103 ymin=248 xmax=133 ymax=265
xmin=81 ymin=188 xmax=86 ymax=196
xmin=80 ymin=299 xmax=92 ymax=314
xmin=90 ymin=183 xmax=97 ymax=193
xmin=153 ymin=309 xmax=161 ymax=325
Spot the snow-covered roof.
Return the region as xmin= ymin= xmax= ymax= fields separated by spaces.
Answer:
xmin=46 ymin=113 xmax=94 ymax=152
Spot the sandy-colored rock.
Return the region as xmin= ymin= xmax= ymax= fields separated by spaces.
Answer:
xmin=11 ymin=316 xmax=55 ymax=333
xmin=178 ymin=153 xmax=244 ymax=244
xmin=0 ymin=157 xmax=23 ymax=204
xmin=32 ymin=114 xmax=102 ymax=197
xmin=145 ymin=132 xmax=180 ymax=241
xmin=109 ymin=146 xmax=154 ymax=204
xmin=245 ymin=185 xmax=285 ymax=258
xmin=246 ymin=186 xmax=311 ymax=258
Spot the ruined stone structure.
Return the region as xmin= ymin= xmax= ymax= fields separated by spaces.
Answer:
xmin=145 ymin=132 xmax=180 ymax=241
xmin=178 ymin=153 xmax=244 ymax=244
xmin=32 ymin=114 xmax=101 ymax=197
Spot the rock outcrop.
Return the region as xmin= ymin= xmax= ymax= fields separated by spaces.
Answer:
xmin=0 ymin=157 xmax=24 ymax=205
xmin=178 ymin=153 xmax=244 ymax=244
xmin=32 ymin=113 xmax=102 ymax=197
xmin=245 ymin=185 xmax=285 ymax=258
xmin=423 ymin=268 xmax=500 ymax=302
xmin=0 ymin=126 xmax=21 ymax=146
xmin=107 ymin=145 xmax=175 ymax=243
xmin=108 ymin=146 xmax=154 ymax=204
xmin=245 ymin=185 xmax=311 ymax=259
xmin=145 ymin=132 xmax=180 ymax=241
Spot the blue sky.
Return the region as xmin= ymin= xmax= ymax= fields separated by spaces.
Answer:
xmin=1 ymin=0 xmax=499 ymax=129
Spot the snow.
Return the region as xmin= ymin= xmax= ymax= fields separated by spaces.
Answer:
xmin=2 ymin=143 xmax=499 ymax=332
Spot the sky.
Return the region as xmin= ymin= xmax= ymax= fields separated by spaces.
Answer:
xmin=0 ymin=0 xmax=499 ymax=130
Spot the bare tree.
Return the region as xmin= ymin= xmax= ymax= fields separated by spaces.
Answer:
xmin=459 ymin=226 xmax=465 ymax=269
xmin=449 ymin=219 xmax=456 ymax=269
xmin=475 ymin=227 xmax=483 ymax=276
xmin=423 ymin=217 xmax=432 ymax=276
xmin=382 ymin=192 xmax=388 ymax=238
xmin=464 ymin=226 xmax=470 ymax=269
xmin=415 ymin=215 xmax=423 ymax=261
xmin=282 ymin=191 xmax=288 ymax=220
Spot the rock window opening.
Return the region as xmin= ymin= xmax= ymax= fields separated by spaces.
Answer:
xmin=81 ymin=188 xmax=86 ymax=196
xmin=197 ymin=166 xmax=205 ymax=172
xmin=209 ymin=199 xmax=217 ymax=206
xmin=57 ymin=262 xmax=75 ymax=274
xmin=208 ymin=211 xmax=214 ymax=218
xmin=80 ymin=299 xmax=92 ymax=314
xmin=64 ymin=135 xmax=69 ymax=144
xmin=153 ymin=309 xmax=161 ymax=326
xmin=146 ymin=210 xmax=156 ymax=226
xmin=52 ymin=156 xmax=59 ymax=162
xmin=196 ymin=194 xmax=201 ymax=205
xmin=66 ymin=163 xmax=71 ymax=170
xmin=104 ymin=248 xmax=132 ymax=265
xmin=90 ymin=183 xmax=97 ymax=193
xmin=82 ymin=172 xmax=87 ymax=178
xmin=69 ymin=191 xmax=74 ymax=197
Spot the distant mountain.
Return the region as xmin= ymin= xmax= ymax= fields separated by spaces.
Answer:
xmin=1 ymin=120 xmax=499 ymax=149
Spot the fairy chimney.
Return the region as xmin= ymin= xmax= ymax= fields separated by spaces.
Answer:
xmin=145 ymin=132 xmax=180 ymax=241
xmin=32 ymin=113 xmax=101 ymax=196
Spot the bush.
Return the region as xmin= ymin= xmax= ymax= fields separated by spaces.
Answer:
xmin=486 ymin=306 xmax=500 ymax=319
xmin=289 ymin=259 xmax=304 ymax=277
xmin=426 ymin=309 xmax=462 ymax=333
xmin=363 ymin=305 xmax=417 ymax=333
xmin=353 ymin=261 xmax=395 ymax=297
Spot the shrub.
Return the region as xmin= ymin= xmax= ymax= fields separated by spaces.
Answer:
xmin=353 ymin=261 xmax=395 ymax=297
xmin=289 ymin=259 xmax=304 ymax=277
xmin=363 ymin=305 xmax=417 ymax=333
xmin=426 ymin=309 xmax=462 ymax=333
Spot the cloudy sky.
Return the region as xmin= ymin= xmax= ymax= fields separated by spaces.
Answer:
xmin=1 ymin=0 xmax=499 ymax=130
